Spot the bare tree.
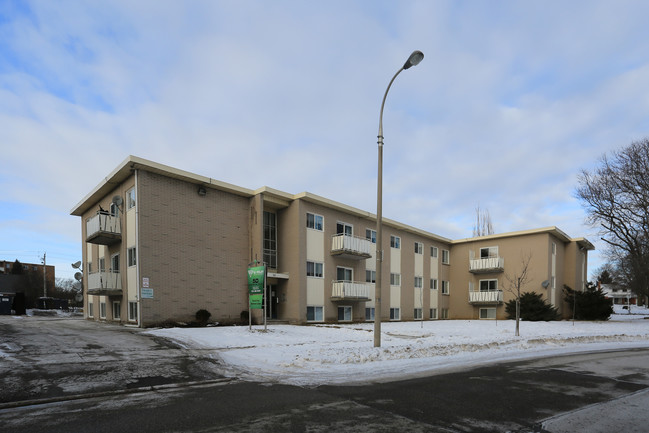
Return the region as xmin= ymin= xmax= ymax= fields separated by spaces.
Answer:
xmin=504 ymin=252 xmax=533 ymax=337
xmin=472 ymin=206 xmax=494 ymax=237
xmin=576 ymin=138 xmax=649 ymax=299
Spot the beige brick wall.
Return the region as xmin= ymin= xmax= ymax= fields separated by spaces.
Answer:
xmin=137 ymin=170 xmax=250 ymax=325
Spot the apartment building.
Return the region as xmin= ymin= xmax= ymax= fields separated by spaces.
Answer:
xmin=71 ymin=156 xmax=593 ymax=327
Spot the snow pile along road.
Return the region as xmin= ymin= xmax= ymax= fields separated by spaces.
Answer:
xmin=147 ymin=305 xmax=649 ymax=386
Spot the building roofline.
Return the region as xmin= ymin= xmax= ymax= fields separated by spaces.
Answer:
xmin=451 ymin=226 xmax=595 ymax=249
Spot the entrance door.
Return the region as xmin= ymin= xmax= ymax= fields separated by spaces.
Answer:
xmin=266 ymin=284 xmax=278 ymax=319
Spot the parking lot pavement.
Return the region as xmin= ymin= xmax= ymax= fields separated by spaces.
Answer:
xmin=0 ymin=315 xmax=225 ymax=405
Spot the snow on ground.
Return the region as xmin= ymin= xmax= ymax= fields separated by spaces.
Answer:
xmin=149 ymin=305 xmax=649 ymax=386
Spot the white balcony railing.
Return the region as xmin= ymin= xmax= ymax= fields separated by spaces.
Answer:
xmin=469 ymin=257 xmax=504 ymax=273
xmin=331 ymin=234 xmax=372 ymax=259
xmin=86 ymin=213 xmax=121 ymax=244
xmin=331 ymin=281 xmax=372 ymax=300
xmin=469 ymin=290 xmax=503 ymax=304
xmin=88 ymin=271 xmax=122 ymax=292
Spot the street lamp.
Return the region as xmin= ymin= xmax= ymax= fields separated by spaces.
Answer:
xmin=375 ymin=50 xmax=424 ymax=348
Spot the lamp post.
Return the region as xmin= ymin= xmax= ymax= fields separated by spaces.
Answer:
xmin=375 ymin=50 xmax=424 ymax=348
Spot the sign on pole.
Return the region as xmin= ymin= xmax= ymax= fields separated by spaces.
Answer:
xmin=247 ymin=265 xmax=265 ymax=310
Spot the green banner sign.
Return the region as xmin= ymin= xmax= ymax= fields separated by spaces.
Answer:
xmin=248 ymin=265 xmax=265 ymax=309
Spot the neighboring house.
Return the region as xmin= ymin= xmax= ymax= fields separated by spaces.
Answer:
xmin=601 ymin=283 xmax=637 ymax=305
xmin=0 ymin=260 xmax=55 ymax=290
xmin=70 ymin=156 xmax=594 ymax=327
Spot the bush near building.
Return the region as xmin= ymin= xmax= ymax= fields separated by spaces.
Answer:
xmin=563 ymin=285 xmax=613 ymax=321
xmin=505 ymin=292 xmax=560 ymax=321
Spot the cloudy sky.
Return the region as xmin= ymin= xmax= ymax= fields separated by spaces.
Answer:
xmin=1 ymin=0 xmax=648 ymax=280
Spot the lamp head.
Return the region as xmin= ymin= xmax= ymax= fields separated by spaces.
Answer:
xmin=403 ymin=50 xmax=424 ymax=70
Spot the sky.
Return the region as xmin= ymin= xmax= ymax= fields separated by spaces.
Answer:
xmin=1 ymin=0 xmax=649 ymax=281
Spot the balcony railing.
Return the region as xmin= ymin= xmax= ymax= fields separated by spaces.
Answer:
xmin=469 ymin=257 xmax=504 ymax=273
xmin=331 ymin=234 xmax=372 ymax=260
xmin=87 ymin=271 xmax=123 ymax=296
xmin=469 ymin=290 xmax=503 ymax=304
xmin=331 ymin=281 xmax=372 ymax=301
xmin=86 ymin=213 xmax=121 ymax=245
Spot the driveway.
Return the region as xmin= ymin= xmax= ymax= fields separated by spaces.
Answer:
xmin=0 ymin=314 xmax=225 ymax=405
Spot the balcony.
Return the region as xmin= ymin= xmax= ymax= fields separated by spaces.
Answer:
xmin=331 ymin=281 xmax=372 ymax=301
xmin=469 ymin=257 xmax=504 ymax=273
xmin=331 ymin=234 xmax=372 ymax=260
xmin=87 ymin=271 xmax=123 ymax=296
xmin=86 ymin=213 xmax=121 ymax=245
xmin=469 ymin=290 xmax=503 ymax=304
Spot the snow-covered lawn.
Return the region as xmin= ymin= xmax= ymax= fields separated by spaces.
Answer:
xmin=147 ymin=305 xmax=649 ymax=386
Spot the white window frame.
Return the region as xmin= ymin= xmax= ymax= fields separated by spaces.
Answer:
xmin=365 ymin=270 xmax=376 ymax=283
xmin=442 ymin=249 xmax=450 ymax=264
xmin=336 ymin=266 xmax=353 ymax=282
xmin=430 ymin=278 xmax=438 ymax=290
xmin=112 ymin=301 xmax=121 ymax=320
xmin=110 ymin=253 xmax=120 ymax=272
xmin=307 ymin=305 xmax=324 ymax=322
xmin=390 ymin=273 xmax=401 ymax=286
xmin=431 ymin=246 xmax=438 ymax=258
xmin=441 ymin=280 xmax=450 ymax=295
xmin=306 ymin=212 xmax=324 ymax=231
xmin=337 ymin=305 xmax=352 ymax=322
xmin=390 ymin=307 xmax=400 ymax=320
xmin=366 ymin=228 xmax=376 ymax=243
xmin=127 ymin=247 xmax=136 ymax=267
xmin=336 ymin=221 xmax=353 ymax=236
xmin=126 ymin=187 xmax=136 ymax=210
xmin=441 ymin=308 xmax=449 ymax=319
xmin=414 ymin=308 xmax=423 ymax=320
xmin=306 ymin=261 xmax=324 ymax=278
xmin=390 ymin=235 xmax=401 ymax=249
xmin=430 ymin=308 xmax=437 ymax=319
xmin=365 ymin=307 xmax=375 ymax=321
xmin=128 ymin=301 xmax=138 ymax=322
xmin=415 ymin=242 xmax=423 ymax=254
xmin=88 ymin=301 xmax=94 ymax=318
xmin=479 ymin=308 xmax=497 ymax=319
xmin=480 ymin=246 xmax=499 ymax=259
xmin=414 ymin=276 xmax=423 ymax=289
xmin=479 ymin=279 xmax=498 ymax=292
xmin=99 ymin=301 xmax=107 ymax=319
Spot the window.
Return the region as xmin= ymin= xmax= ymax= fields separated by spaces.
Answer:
xmin=128 ymin=247 xmax=136 ymax=267
xmin=390 ymin=236 xmax=401 ymax=249
xmin=336 ymin=222 xmax=352 ymax=236
xmin=306 ymin=261 xmax=324 ymax=278
xmin=441 ymin=280 xmax=450 ymax=295
xmin=337 ymin=306 xmax=352 ymax=321
xmin=263 ymin=212 xmax=277 ymax=268
xmin=365 ymin=307 xmax=375 ymax=321
xmin=414 ymin=308 xmax=422 ymax=320
xmin=415 ymin=242 xmax=423 ymax=254
xmin=87 ymin=262 xmax=92 ymax=273
xmin=306 ymin=213 xmax=323 ymax=231
xmin=440 ymin=308 xmax=449 ymax=319
xmin=127 ymin=188 xmax=136 ymax=210
xmin=430 ymin=308 xmax=437 ymax=319
xmin=480 ymin=279 xmax=498 ymax=291
xmin=430 ymin=278 xmax=438 ymax=290
xmin=430 ymin=246 xmax=438 ymax=258
xmin=390 ymin=308 xmax=400 ymax=320
xmin=390 ymin=273 xmax=401 ymax=286
xmin=128 ymin=301 xmax=138 ymax=322
xmin=336 ymin=267 xmax=353 ymax=281
xmin=88 ymin=302 xmax=94 ymax=318
xmin=480 ymin=247 xmax=498 ymax=259
xmin=414 ymin=276 xmax=423 ymax=288
xmin=100 ymin=302 xmax=107 ymax=319
xmin=365 ymin=270 xmax=376 ymax=283
xmin=110 ymin=202 xmax=119 ymax=218
xmin=113 ymin=301 xmax=121 ymax=320
xmin=366 ymin=229 xmax=376 ymax=243
xmin=480 ymin=308 xmax=497 ymax=319
xmin=111 ymin=253 xmax=120 ymax=272
xmin=442 ymin=249 xmax=450 ymax=264
xmin=99 ymin=258 xmax=105 ymax=272
xmin=307 ymin=306 xmax=324 ymax=322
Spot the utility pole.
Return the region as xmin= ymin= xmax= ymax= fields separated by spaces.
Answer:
xmin=42 ymin=252 xmax=47 ymax=298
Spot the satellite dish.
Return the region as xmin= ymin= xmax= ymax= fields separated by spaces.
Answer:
xmin=75 ymin=293 xmax=83 ymax=303
xmin=112 ymin=195 xmax=123 ymax=207
xmin=541 ymin=280 xmax=550 ymax=288
xmin=73 ymin=281 xmax=82 ymax=291
xmin=72 ymin=261 xmax=82 ymax=269
xmin=74 ymin=272 xmax=83 ymax=281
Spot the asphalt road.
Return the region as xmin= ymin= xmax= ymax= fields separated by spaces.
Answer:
xmin=2 ymin=315 xmax=649 ymax=432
